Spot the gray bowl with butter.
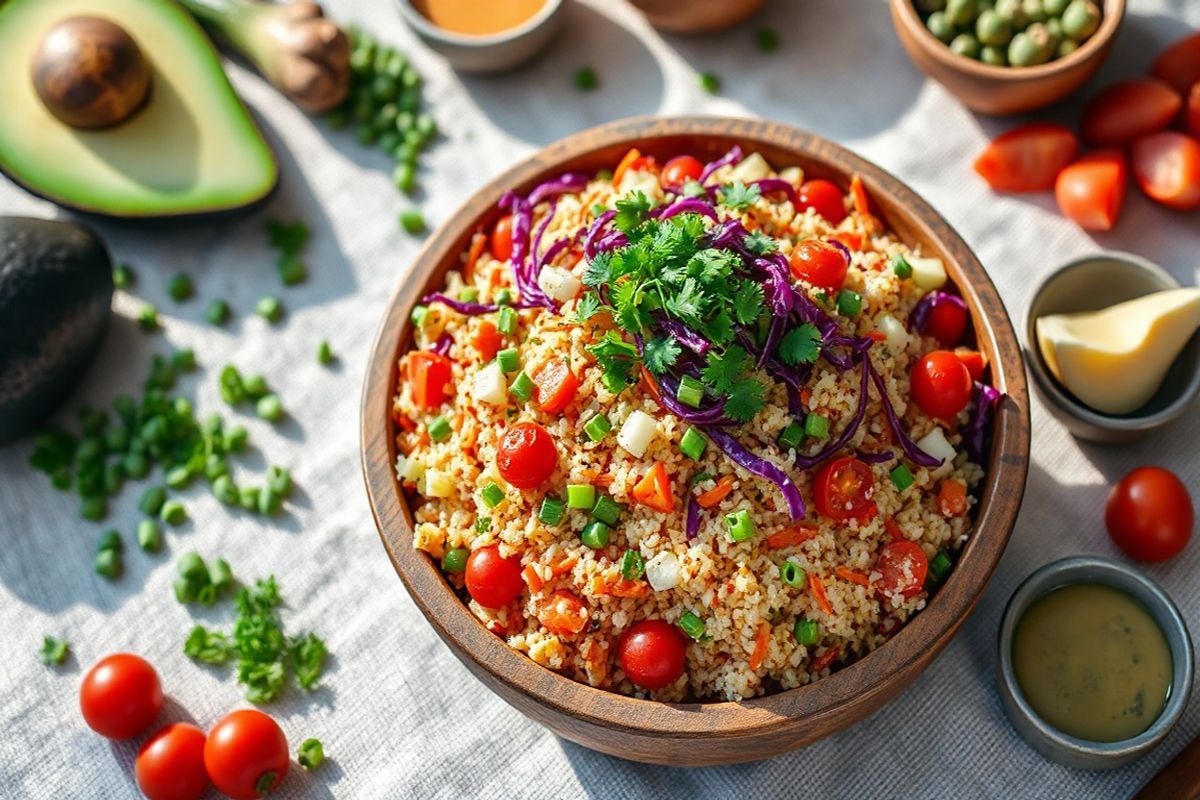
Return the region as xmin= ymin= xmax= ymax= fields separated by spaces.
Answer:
xmin=1023 ymin=252 xmax=1200 ymax=443
xmin=997 ymin=556 xmax=1194 ymax=770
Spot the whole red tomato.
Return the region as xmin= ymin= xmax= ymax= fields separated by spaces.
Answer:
xmin=911 ymin=351 xmax=973 ymax=420
xmin=618 ymin=619 xmax=686 ymax=691
xmin=465 ymin=545 xmax=525 ymax=608
xmin=204 ymin=710 xmax=289 ymax=800
xmin=789 ymin=238 xmax=850 ymax=291
xmin=1106 ymin=467 xmax=1194 ymax=563
xmin=80 ymin=653 xmax=163 ymax=739
xmin=496 ymin=421 xmax=557 ymax=489
xmin=136 ymin=723 xmax=210 ymax=800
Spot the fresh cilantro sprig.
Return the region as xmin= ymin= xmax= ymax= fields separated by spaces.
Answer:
xmin=778 ymin=323 xmax=822 ymax=366
xmin=719 ymin=182 xmax=761 ymax=210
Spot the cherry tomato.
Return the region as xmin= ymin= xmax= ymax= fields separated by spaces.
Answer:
xmin=1188 ymin=84 xmax=1200 ymax=139
xmin=813 ymin=456 xmax=877 ymax=522
xmin=1055 ymin=150 xmax=1127 ymax=231
xmin=496 ymin=421 xmax=557 ymax=489
xmin=407 ymin=351 xmax=454 ymax=410
xmin=1131 ymin=132 xmax=1200 ymax=211
xmin=79 ymin=653 xmax=163 ymax=740
xmin=923 ymin=298 xmax=968 ymax=346
xmin=204 ymin=710 xmax=288 ymax=800
xmin=532 ymin=359 xmax=579 ymax=414
xmin=1105 ymin=467 xmax=1194 ymax=563
xmin=1081 ymin=79 xmax=1182 ymax=147
xmin=911 ymin=351 xmax=973 ymax=420
xmin=875 ymin=540 xmax=929 ymax=598
xmin=1151 ymin=32 xmax=1200 ymax=94
xmin=465 ymin=545 xmax=525 ymax=608
xmin=953 ymin=348 xmax=987 ymax=382
xmin=796 ymin=179 xmax=847 ymax=223
xmin=973 ymin=123 xmax=1079 ymax=192
xmin=618 ymin=619 xmax=686 ymax=691
xmin=660 ymin=155 xmax=703 ymax=190
xmin=789 ymin=238 xmax=850 ymax=291
xmin=491 ymin=215 xmax=515 ymax=263
xmin=136 ymin=723 xmax=210 ymax=800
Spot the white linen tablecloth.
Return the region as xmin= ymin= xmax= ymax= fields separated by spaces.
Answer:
xmin=2 ymin=1 xmax=1198 ymax=797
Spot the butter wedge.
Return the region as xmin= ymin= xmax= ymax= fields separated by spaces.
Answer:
xmin=1036 ymin=288 xmax=1200 ymax=415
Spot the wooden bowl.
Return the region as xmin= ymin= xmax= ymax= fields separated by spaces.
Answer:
xmin=361 ymin=116 xmax=1031 ymax=765
xmin=889 ymin=0 xmax=1126 ymax=116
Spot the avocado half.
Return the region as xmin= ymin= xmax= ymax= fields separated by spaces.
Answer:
xmin=0 ymin=0 xmax=278 ymax=219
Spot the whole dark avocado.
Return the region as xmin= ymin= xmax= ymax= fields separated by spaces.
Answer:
xmin=0 ymin=217 xmax=112 ymax=444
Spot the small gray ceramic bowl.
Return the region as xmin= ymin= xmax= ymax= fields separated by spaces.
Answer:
xmin=394 ymin=0 xmax=563 ymax=74
xmin=1023 ymin=252 xmax=1200 ymax=444
xmin=997 ymin=556 xmax=1193 ymax=770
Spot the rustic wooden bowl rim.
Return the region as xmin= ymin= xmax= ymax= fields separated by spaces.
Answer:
xmin=361 ymin=116 xmax=1030 ymax=742
xmin=891 ymin=0 xmax=1126 ymax=82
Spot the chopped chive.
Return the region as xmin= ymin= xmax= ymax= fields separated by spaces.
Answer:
xmin=836 ymin=289 xmax=862 ymax=318
xmin=278 ymin=256 xmax=307 ymax=286
xmin=256 ymin=394 xmax=284 ymax=422
xmin=538 ymin=496 xmax=565 ymax=526
xmin=891 ymin=253 xmax=913 ymax=279
xmin=620 ymin=549 xmax=644 ymax=580
xmin=427 ymin=415 xmax=451 ymax=442
xmin=206 ymin=299 xmax=231 ymax=326
xmin=256 ymin=296 xmax=283 ymax=323
xmin=778 ymin=421 xmax=805 ymax=450
xmin=804 ymin=413 xmax=828 ymax=440
xmin=457 ymin=287 xmax=479 ymax=303
xmin=566 ymin=484 xmax=595 ymax=510
xmin=574 ymin=66 xmax=598 ymax=91
xmin=583 ymin=413 xmax=611 ymax=442
xmin=167 ymin=274 xmax=193 ymax=302
xmin=779 ymin=560 xmax=806 ymax=589
xmin=699 ymin=71 xmax=721 ymax=94
xmin=442 ymin=547 xmax=469 ymax=574
xmin=112 ymin=263 xmax=135 ymax=289
xmin=930 ymin=550 xmax=953 ymax=581
xmin=496 ymin=348 xmax=520 ymax=374
xmin=475 ymin=516 xmax=491 ymax=534
xmin=755 ymin=26 xmax=780 ymax=53
xmin=399 ymin=209 xmax=426 ymax=234
xmin=678 ymin=426 xmax=707 ymax=461
xmin=316 ymin=339 xmax=335 ymax=365
xmin=137 ymin=519 xmax=162 ymax=553
xmin=591 ymin=495 xmax=624 ymax=526
xmin=580 ymin=521 xmax=611 ymax=549
xmin=793 ymin=618 xmax=820 ymax=646
xmin=496 ymin=305 xmax=518 ymax=335
xmin=479 ymin=481 xmax=505 ymax=509
xmin=137 ymin=304 xmax=159 ymax=332
xmin=678 ymin=611 xmax=706 ymax=641
xmin=726 ymin=509 xmax=756 ymax=542
xmin=411 ymin=305 xmax=428 ymax=328
xmin=509 ymin=371 xmax=534 ymax=403
xmin=676 ymin=375 xmax=704 ymax=408
xmin=890 ymin=463 xmax=915 ymax=492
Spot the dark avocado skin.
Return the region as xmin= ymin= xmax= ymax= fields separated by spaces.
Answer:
xmin=0 ymin=217 xmax=112 ymax=444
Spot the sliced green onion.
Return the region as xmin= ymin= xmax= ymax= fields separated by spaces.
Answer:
xmin=457 ymin=286 xmax=479 ymax=303
xmin=137 ymin=519 xmax=162 ymax=553
xmin=890 ymin=463 xmax=915 ymax=492
xmin=620 ymin=549 xmax=644 ymax=580
xmin=726 ymin=509 xmax=756 ymax=542
xmin=676 ymin=375 xmax=704 ymax=408
xmin=256 ymin=296 xmax=283 ymax=323
xmin=689 ymin=470 xmax=714 ymax=486
xmin=167 ymin=274 xmax=193 ymax=302
xmin=580 ymin=521 xmax=611 ymax=549
xmin=930 ymin=550 xmax=953 ymax=581
xmin=474 ymin=516 xmax=491 ymax=534
xmin=494 ymin=288 xmax=514 ymax=306
xmin=411 ymin=305 xmax=428 ymax=328
xmin=591 ymin=495 xmax=623 ymax=526
xmin=583 ymin=413 xmax=611 ymax=442
xmin=804 ymin=413 xmax=829 ymax=439
xmin=496 ymin=348 xmax=520 ymax=374
xmin=779 ymin=560 xmax=806 ymax=589
xmin=258 ymin=486 xmax=283 ymax=516
xmin=508 ymin=371 xmax=534 ymax=403
xmin=496 ymin=305 xmax=518 ymax=335
xmin=212 ymin=475 xmax=238 ymax=505
xmin=566 ymin=484 xmax=595 ymax=509
xmin=298 ymin=738 xmax=325 ymax=771
xmin=166 ymin=465 xmax=191 ymax=489
xmin=678 ymin=611 xmax=706 ymax=641
xmin=778 ymin=421 xmax=805 ymax=450
xmin=256 ymin=394 xmax=284 ymax=422
xmin=427 ymin=415 xmax=452 ymax=442
xmin=793 ymin=618 xmax=820 ymax=646
xmin=891 ymin=253 xmax=913 ymax=279
xmin=678 ymin=426 xmax=707 ymax=461
xmin=442 ymin=547 xmax=469 ymax=574
xmin=479 ymin=482 xmax=505 ymax=509
xmin=239 ymin=486 xmax=260 ymax=511
xmin=267 ymin=466 xmax=292 ymax=498
xmin=836 ymin=289 xmax=862 ymax=318
xmin=538 ymin=496 xmax=565 ymax=526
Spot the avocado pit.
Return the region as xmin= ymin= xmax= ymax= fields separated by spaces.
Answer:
xmin=32 ymin=15 xmax=151 ymax=129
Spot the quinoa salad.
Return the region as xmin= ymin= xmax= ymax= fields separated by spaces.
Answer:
xmin=392 ymin=145 xmax=1002 ymax=702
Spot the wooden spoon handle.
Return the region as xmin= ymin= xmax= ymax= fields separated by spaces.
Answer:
xmin=1134 ymin=735 xmax=1200 ymax=800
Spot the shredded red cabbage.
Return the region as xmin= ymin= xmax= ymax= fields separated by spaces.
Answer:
xmin=704 ymin=426 xmax=807 ymax=520
xmin=659 ymin=319 xmax=710 ymax=356
xmin=965 ymin=381 xmax=1002 ymax=464
xmin=856 ymin=449 xmax=894 ymax=464
xmin=866 ymin=361 xmax=942 ymax=468
xmin=421 ymin=293 xmax=498 ymax=315
xmin=657 ymin=375 xmax=729 ymax=425
xmin=685 ymin=492 xmax=700 ymax=541
xmin=793 ymin=358 xmax=871 ymax=470
xmin=431 ymin=332 xmax=453 ymax=356
xmin=583 ymin=210 xmax=617 ymax=259
xmin=752 ymin=178 xmax=798 ymax=205
xmin=529 ymin=173 xmax=589 ymax=206
xmin=699 ymin=145 xmax=744 ymax=183
xmin=658 ymin=197 xmax=719 ymax=222
xmin=910 ymin=291 xmax=968 ymax=339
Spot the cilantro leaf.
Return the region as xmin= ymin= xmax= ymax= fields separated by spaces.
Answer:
xmin=587 ymin=331 xmax=639 ymax=360
xmin=687 ymin=249 xmax=739 ymax=284
xmin=643 ymin=336 xmax=681 ymax=375
xmin=184 ymin=625 xmax=232 ymax=663
xmin=701 ymin=345 xmax=750 ymax=394
xmin=612 ymin=279 xmax=649 ymax=332
xmin=778 ymin=323 xmax=822 ymax=366
xmin=724 ymin=378 xmax=766 ymax=422
xmin=743 ymin=230 xmax=778 ymax=255
xmin=583 ymin=252 xmax=613 ymax=288
xmin=665 ymin=278 xmax=705 ymax=326
xmin=614 ymin=191 xmax=652 ymax=233
xmin=732 ymin=281 xmax=765 ymax=325
xmin=574 ymin=293 xmax=602 ymax=323
xmin=702 ymin=310 xmax=735 ymax=346
xmin=719 ymin=182 xmax=762 ymax=211
xmin=681 ymin=180 xmax=708 ymax=199
xmin=289 ymin=633 xmax=328 ymax=691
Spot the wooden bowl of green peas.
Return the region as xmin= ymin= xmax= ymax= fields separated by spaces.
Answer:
xmin=889 ymin=0 xmax=1125 ymax=115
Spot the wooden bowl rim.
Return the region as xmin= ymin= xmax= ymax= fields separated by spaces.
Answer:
xmin=890 ymin=0 xmax=1126 ymax=82
xmin=361 ymin=116 xmax=1030 ymax=739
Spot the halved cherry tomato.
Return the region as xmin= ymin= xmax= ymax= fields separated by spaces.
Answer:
xmin=937 ymin=479 xmax=969 ymax=517
xmin=79 ymin=653 xmax=163 ymax=740
xmin=407 ymin=351 xmax=454 ymax=410
xmin=618 ymin=619 xmax=686 ymax=691
xmin=954 ymin=348 xmax=987 ymax=381
xmin=924 ymin=297 xmax=968 ymax=346
xmin=537 ymin=590 xmax=589 ymax=636
xmin=632 ymin=462 xmax=674 ymax=513
xmin=911 ymin=351 xmax=973 ymax=420
xmin=1081 ymin=79 xmax=1182 ymax=147
xmin=789 ymin=238 xmax=850 ymax=291
xmin=1106 ymin=466 xmax=1193 ymax=563
xmin=875 ymin=540 xmax=929 ymax=598
xmin=1055 ymin=150 xmax=1127 ymax=231
xmin=813 ymin=456 xmax=876 ymax=523
xmin=1188 ymin=84 xmax=1200 ymax=139
xmin=532 ymin=359 xmax=579 ymax=414
xmin=204 ymin=710 xmax=288 ymax=800
xmin=474 ymin=320 xmax=502 ymax=362
xmin=1131 ymin=131 xmax=1200 ymax=211
xmin=660 ymin=155 xmax=704 ymax=190
xmin=465 ymin=545 xmax=525 ymax=608
xmin=136 ymin=723 xmax=209 ymax=800
xmin=1151 ymin=32 xmax=1200 ymax=94
xmin=497 ymin=421 xmax=557 ymax=489
xmin=796 ymin=179 xmax=847 ymax=224
xmin=491 ymin=215 xmax=515 ymax=263
xmin=973 ymin=123 xmax=1078 ymax=192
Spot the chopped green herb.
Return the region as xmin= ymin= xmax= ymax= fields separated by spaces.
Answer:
xmin=719 ymin=182 xmax=762 ymax=210
xmin=620 ymin=549 xmax=645 ymax=580
xmin=679 ymin=426 xmax=707 ymax=461
xmin=41 ymin=636 xmax=69 ymax=666
xmin=167 ymin=274 xmax=194 ymax=302
xmin=184 ymin=625 xmax=232 ymax=663
xmin=580 ymin=521 xmax=611 ymax=549
xmin=726 ymin=508 xmax=756 ymax=542
xmin=538 ymin=496 xmax=566 ymax=526
xmin=778 ymin=323 xmax=822 ymax=366
xmin=566 ymin=484 xmax=595 ymax=510
xmin=574 ymin=66 xmax=598 ymax=91
xmin=591 ymin=495 xmax=624 ymax=526
xmin=778 ymin=421 xmax=805 ymax=450
xmin=699 ymin=71 xmax=721 ymax=94
xmin=298 ymin=738 xmax=325 ymax=771
xmin=678 ymin=611 xmax=706 ymax=641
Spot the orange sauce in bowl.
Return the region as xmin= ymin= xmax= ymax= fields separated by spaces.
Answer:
xmin=411 ymin=0 xmax=547 ymax=36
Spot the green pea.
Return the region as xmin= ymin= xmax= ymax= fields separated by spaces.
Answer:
xmin=980 ymin=45 xmax=1008 ymax=65
xmin=376 ymin=102 xmax=399 ymax=130
xmin=945 ymin=0 xmax=975 ymax=26
xmin=396 ymin=111 xmax=415 ymax=133
xmin=1008 ymin=29 xmax=1050 ymax=66
xmin=994 ymin=0 xmax=1025 ymax=25
xmin=1044 ymin=0 xmax=1069 ymax=14
xmin=355 ymin=122 xmax=377 ymax=146
xmin=1057 ymin=38 xmax=1079 ymax=57
xmin=393 ymin=163 xmax=415 ymax=195
xmin=371 ymin=74 xmax=398 ymax=101
xmin=926 ymin=11 xmax=956 ymax=43
xmin=398 ymin=88 xmax=421 ymax=113
xmin=1021 ymin=0 xmax=1047 ymax=23
xmin=352 ymin=96 xmax=374 ymax=124
xmin=950 ymin=33 xmax=981 ymax=58
xmin=976 ymin=9 xmax=1012 ymax=46
xmin=349 ymin=48 xmax=372 ymax=75
xmin=386 ymin=51 xmax=407 ymax=78
xmin=378 ymin=131 xmax=400 ymax=153
xmin=1026 ymin=22 xmax=1056 ymax=57
xmin=1061 ymin=0 xmax=1100 ymax=40
xmin=1045 ymin=16 xmax=1064 ymax=45
xmin=916 ymin=0 xmax=946 ymax=11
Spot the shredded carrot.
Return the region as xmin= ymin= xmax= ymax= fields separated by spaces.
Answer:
xmin=749 ymin=623 xmax=771 ymax=671
xmin=938 ymin=480 xmax=969 ymax=517
xmin=835 ymin=567 xmax=870 ymax=587
xmin=612 ymin=147 xmax=641 ymax=188
xmin=550 ymin=555 xmax=578 ymax=577
xmin=696 ymin=475 xmax=735 ymax=509
xmin=522 ymin=565 xmax=544 ymax=594
xmin=764 ymin=523 xmax=818 ymax=549
xmin=868 ymin=330 xmax=887 ymax=342
xmin=579 ymin=468 xmax=615 ymax=488
xmin=416 ymin=430 xmax=430 ymax=449
xmin=809 ymin=573 xmax=833 ymax=615
xmin=884 ymin=518 xmax=904 ymax=541
xmin=638 ymin=365 xmax=661 ymax=402
xmin=488 ymin=264 xmax=504 ymax=289
xmin=850 ymin=175 xmax=871 ymax=217
xmin=799 ymin=387 xmax=812 ymax=406
xmin=464 ymin=231 xmax=486 ymax=281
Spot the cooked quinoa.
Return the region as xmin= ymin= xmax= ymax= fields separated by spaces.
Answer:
xmin=393 ymin=147 xmax=999 ymax=702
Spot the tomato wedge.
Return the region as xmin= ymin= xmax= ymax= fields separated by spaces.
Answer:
xmin=813 ymin=456 xmax=876 ymax=523
xmin=1055 ymin=150 xmax=1127 ymax=231
xmin=1081 ymin=79 xmax=1182 ymax=147
xmin=1131 ymin=132 xmax=1200 ymax=211
xmin=532 ymin=359 xmax=579 ymax=414
xmin=407 ymin=351 xmax=454 ymax=410
xmin=953 ymin=348 xmax=987 ymax=382
xmin=875 ymin=540 xmax=929 ymax=598
xmin=632 ymin=462 xmax=674 ymax=513
xmin=1151 ymin=32 xmax=1200 ymax=94
xmin=973 ymin=123 xmax=1078 ymax=192
xmin=537 ymin=590 xmax=589 ymax=636
xmin=491 ymin=215 xmax=515 ymax=263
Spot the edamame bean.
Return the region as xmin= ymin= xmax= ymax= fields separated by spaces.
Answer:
xmin=1045 ymin=17 xmax=1064 ymax=45
xmin=1026 ymin=22 xmax=1056 ymax=59
xmin=981 ymin=45 xmax=1008 ymax=65
xmin=1021 ymin=0 xmax=1047 ymax=23
xmin=1057 ymin=38 xmax=1079 ymax=57
xmin=1062 ymin=0 xmax=1100 ymax=40
xmin=994 ymin=0 xmax=1025 ymax=26
xmin=1044 ymin=0 xmax=1069 ymax=14
xmin=976 ymin=9 xmax=1012 ymax=46
xmin=945 ymin=0 xmax=976 ymax=26
xmin=950 ymin=32 xmax=982 ymax=58
xmin=927 ymin=11 xmax=956 ymax=43
xmin=1008 ymin=31 xmax=1045 ymax=66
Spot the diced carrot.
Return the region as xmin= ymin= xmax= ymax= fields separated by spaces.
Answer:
xmin=474 ymin=321 xmax=502 ymax=362
xmin=632 ymin=462 xmax=674 ymax=513
xmin=830 ymin=232 xmax=863 ymax=251
xmin=610 ymin=579 xmax=647 ymax=598
xmin=588 ymin=575 xmax=608 ymax=596
xmin=868 ymin=330 xmax=887 ymax=342
xmin=696 ymin=475 xmax=735 ymax=509
xmin=395 ymin=439 xmax=413 ymax=456
xmin=850 ymin=175 xmax=872 ymax=217
xmin=938 ymin=480 xmax=969 ymax=517
xmin=954 ymin=348 xmax=988 ymax=381
xmin=550 ymin=555 xmax=578 ymax=577
xmin=522 ymin=564 xmax=544 ymax=594
xmin=835 ymin=566 xmax=870 ymax=587
xmin=537 ymin=590 xmax=588 ymax=636
xmin=612 ymin=147 xmax=642 ymax=188
xmin=394 ymin=412 xmax=418 ymax=432
xmin=533 ymin=359 xmax=579 ymax=414
xmin=579 ymin=468 xmax=615 ymax=488
xmin=799 ymin=387 xmax=812 ymax=406
xmin=764 ymin=523 xmax=819 ymax=549
xmin=884 ymin=517 xmax=904 ymax=541
xmin=809 ymin=573 xmax=833 ymax=615
xmin=464 ymin=231 xmax=486 ymax=281
xmin=639 ymin=365 xmax=661 ymax=402
xmin=811 ymin=644 xmax=841 ymax=673
xmin=748 ymin=623 xmax=771 ymax=671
